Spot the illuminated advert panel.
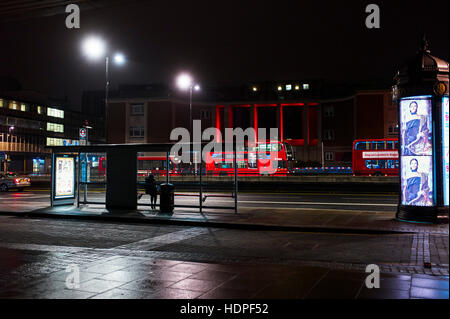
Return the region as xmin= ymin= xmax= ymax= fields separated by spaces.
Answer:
xmin=54 ymin=156 xmax=75 ymax=200
xmin=400 ymin=96 xmax=434 ymax=207
xmin=443 ymin=96 xmax=449 ymax=206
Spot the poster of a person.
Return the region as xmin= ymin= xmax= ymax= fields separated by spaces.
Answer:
xmin=401 ymin=156 xmax=433 ymax=207
xmin=400 ymin=99 xmax=433 ymax=156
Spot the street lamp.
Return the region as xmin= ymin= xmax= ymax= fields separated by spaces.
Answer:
xmin=176 ymin=73 xmax=200 ymax=135
xmin=81 ymin=36 xmax=125 ymax=143
xmin=176 ymin=73 xmax=200 ymax=173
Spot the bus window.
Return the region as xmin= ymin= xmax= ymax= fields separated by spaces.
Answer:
xmin=365 ymin=160 xmax=372 ymax=169
xmin=373 ymin=141 xmax=385 ymax=150
xmin=387 ymin=141 xmax=395 ymax=149
xmin=272 ymin=161 xmax=287 ymax=169
xmin=355 ymin=142 xmax=369 ymax=150
xmin=271 ymin=143 xmax=282 ymax=152
xmin=248 ymin=153 xmax=257 ymax=168
xmin=237 ymin=161 xmax=247 ymax=169
xmin=387 ymin=160 xmax=395 ymax=169
xmin=395 ymin=141 xmax=399 ymax=150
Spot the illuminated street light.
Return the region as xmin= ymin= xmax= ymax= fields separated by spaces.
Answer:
xmin=81 ymin=36 xmax=125 ymax=142
xmin=176 ymin=72 xmax=200 ymax=173
xmin=114 ymin=53 xmax=125 ymax=65
xmin=82 ymin=36 xmax=106 ymax=60
xmin=177 ymin=73 xmax=193 ymax=90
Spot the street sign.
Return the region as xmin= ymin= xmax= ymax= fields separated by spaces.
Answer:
xmin=79 ymin=128 xmax=87 ymax=139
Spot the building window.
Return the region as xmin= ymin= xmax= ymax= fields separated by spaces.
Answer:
xmin=37 ymin=106 xmax=44 ymax=114
xmin=388 ymin=124 xmax=399 ymax=135
xmin=324 ymin=105 xmax=335 ymax=117
xmin=277 ymin=85 xmax=283 ymax=91
xmin=324 ymin=129 xmax=335 ymax=141
xmin=47 ymin=122 xmax=64 ymax=133
xmin=285 ymin=84 xmax=292 ymax=91
xmin=0 ymin=99 xmax=3 ymax=107
xmin=20 ymin=103 xmax=27 ymax=112
xmin=46 ymin=137 xmax=64 ymax=146
xmin=325 ymin=152 xmax=334 ymax=161
xmin=303 ymin=83 xmax=310 ymax=90
xmin=130 ymin=103 xmax=144 ymax=115
xmin=9 ymin=101 xmax=18 ymax=110
xmin=129 ymin=126 xmax=144 ymax=138
xmin=201 ymin=110 xmax=211 ymax=120
xmin=47 ymin=107 xmax=64 ymax=118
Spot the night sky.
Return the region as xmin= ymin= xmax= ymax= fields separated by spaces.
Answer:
xmin=0 ymin=0 xmax=448 ymax=109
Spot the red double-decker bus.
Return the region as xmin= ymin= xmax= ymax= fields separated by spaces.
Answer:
xmin=352 ymin=138 xmax=399 ymax=176
xmin=205 ymin=141 xmax=291 ymax=176
xmin=137 ymin=156 xmax=181 ymax=176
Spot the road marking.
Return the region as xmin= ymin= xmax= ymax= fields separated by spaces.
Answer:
xmin=235 ymin=200 xmax=397 ymax=207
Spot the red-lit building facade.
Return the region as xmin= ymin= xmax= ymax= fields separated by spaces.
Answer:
xmin=101 ymin=81 xmax=398 ymax=167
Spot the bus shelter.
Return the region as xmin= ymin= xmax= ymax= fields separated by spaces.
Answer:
xmin=47 ymin=143 xmax=238 ymax=213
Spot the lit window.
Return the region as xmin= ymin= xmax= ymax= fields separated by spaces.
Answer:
xmin=303 ymin=83 xmax=310 ymax=90
xmin=0 ymin=99 xmax=3 ymax=107
xmin=295 ymin=85 xmax=300 ymax=90
xmin=286 ymin=84 xmax=292 ymax=91
xmin=277 ymin=85 xmax=283 ymax=91
xmin=252 ymin=86 xmax=258 ymax=92
xmin=21 ymin=104 xmax=27 ymax=112
xmin=37 ymin=106 xmax=44 ymax=114
xmin=10 ymin=101 xmax=18 ymax=110
xmin=47 ymin=107 xmax=64 ymax=118
xmin=46 ymin=137 xmax=63 ymax=146
xmin=47 ymin=122 xmax=64 ymax=133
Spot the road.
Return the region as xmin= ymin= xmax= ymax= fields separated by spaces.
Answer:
xmin=0 ymin=189 xmax=399 ymax=213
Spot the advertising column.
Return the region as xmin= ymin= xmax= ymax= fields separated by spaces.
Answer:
xmin=442 ymin=96 xmax=449 ymax=206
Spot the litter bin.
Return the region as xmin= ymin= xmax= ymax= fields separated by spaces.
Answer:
xmin=160 ymin=183 xmax=175 ymax=213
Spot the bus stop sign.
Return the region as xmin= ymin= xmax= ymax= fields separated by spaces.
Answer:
xmin=79 ymin=128 xmax=87 ymax=139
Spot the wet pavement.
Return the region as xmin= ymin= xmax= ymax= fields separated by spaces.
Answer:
xmin=1 ymin=190 xmax=448 ymax=299
xmin=0 ymin=216 xmax=448 ymax=299
xmin=0 ymin=247 xmax=448 ymax=299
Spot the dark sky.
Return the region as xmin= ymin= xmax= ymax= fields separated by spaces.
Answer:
xmin=0 ymin=0 xmax=448 ymax=110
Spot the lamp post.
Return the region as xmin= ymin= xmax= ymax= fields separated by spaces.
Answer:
xmin=82 ymin=36 xmax=125 ymax=143
xmin=176 ymin=73 xmax=200 ymax=173
xmin=393 ymin=36 xmax=449 ymax=223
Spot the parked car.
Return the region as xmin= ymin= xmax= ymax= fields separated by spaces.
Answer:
xmin=0 ymin=172 xmax=31 ymax=192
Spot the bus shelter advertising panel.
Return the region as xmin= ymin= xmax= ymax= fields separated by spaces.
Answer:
xmin=443 ymin=96 xmax=449 ymax=206
xmin=400 ymin=96 xmax=434 ymax=207
xmin=53 ymin=155 xmax=76 ymax=204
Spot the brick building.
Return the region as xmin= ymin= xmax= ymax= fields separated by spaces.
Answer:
xmin=94 ymin=80 xmax=398 ymax=167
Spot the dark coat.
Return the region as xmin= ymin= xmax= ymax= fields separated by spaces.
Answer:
xmin=144 ymin=175 xmax=157 ymax=195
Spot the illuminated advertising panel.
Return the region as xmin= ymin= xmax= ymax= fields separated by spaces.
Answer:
xmin=55 ymin=156 xmax=75 ymax=199
xmin=443 ymin=96 xmax=449 ymax=206
xmin=400 ymin=96 xmax=433 ymax=206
